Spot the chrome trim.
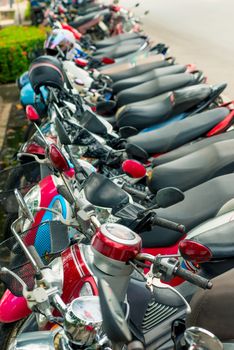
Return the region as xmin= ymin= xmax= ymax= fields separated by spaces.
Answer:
xmin=100 ymin=223 xmax=141 ymax=246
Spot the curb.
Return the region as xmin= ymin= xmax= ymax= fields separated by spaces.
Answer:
xmin=0 ymin=102 xmax=12 ymax=152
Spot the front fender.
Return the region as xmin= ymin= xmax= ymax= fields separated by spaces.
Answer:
xmin=0 ymin=290 xmax=31 ymax=323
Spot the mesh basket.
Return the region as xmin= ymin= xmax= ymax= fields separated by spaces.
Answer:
xmin=0 ymin=220 xmax=70 ymax=296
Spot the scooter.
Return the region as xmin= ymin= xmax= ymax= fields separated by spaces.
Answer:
xmin=0 ymin=188 xmax=211 ymax=350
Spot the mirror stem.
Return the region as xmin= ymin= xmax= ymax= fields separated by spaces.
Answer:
xmin=60 ymin=173 xmax=78 ymax=211
xmin=11 ymin=218 xmax=41 ymax=276
xmin=137 ymin=204 xmax=159 ymax=218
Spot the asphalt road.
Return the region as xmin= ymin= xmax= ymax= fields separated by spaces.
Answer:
xmin=116 ymin=0 xmax=234 ymax=96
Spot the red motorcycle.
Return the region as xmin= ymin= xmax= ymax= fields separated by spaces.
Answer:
xmin=0 ymin=186 xmax=211 ymax=349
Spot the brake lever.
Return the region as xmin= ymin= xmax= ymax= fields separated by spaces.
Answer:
xmin=145 ymin=265 xmax=191 ymax=314
xmin=34 ymin=207 xmax=73 ymax=226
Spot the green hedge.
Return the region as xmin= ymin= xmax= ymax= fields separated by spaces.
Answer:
xmin=0 ymin=26 xmax=49 ymax=84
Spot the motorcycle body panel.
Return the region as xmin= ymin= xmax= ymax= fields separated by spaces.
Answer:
xmin=0 ymin=290 xmax=31 ymax=323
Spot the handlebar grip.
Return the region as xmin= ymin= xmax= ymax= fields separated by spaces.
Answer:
xmin=175 ymin=266 xmax=212 ymax=289
xmin=122 ymin=184 xmax=147 ymax=201
xmin=153 ymin=216 xmax=185 ymax=233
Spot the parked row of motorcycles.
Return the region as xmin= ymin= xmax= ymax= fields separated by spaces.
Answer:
xmin=0 ymin=0 xmax=234 ymax=349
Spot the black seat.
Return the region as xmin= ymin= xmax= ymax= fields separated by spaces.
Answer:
xmin=93 ymin=38 xmax=145 ymax=60
xmin=127 ymin=107 xmax=229 ymax=156
xmin=112 ymin=64 xmax=187 ymax=94
xmin=116 ymin=84 xmax=211 ymax=130
xmin=95 ymin=32 xmax=143 ymax=49
xmin=116 ymin=73 xmax=199 ymax=107
xmin=155 ymin=129 xmax=234 ymax=166
xmin=84 ymin=173 xmax=129 ymax=210
xmin=69 ymin=8 xmax=110 ymax=28
xmin=69 ymin=12 xmax=98 ymax=28
xmin=77 ymin=4 xmax=104 ymax=16
xmin=188 ymin=220 xmax=234 ymax=260
xmin=140 ymin=174 xmax=234 ymax=248
xmin=106 ymin=60 xmax=172 ymax=81
xmin=148 ymin=139 xmax=234 ymax=193
xmin=117 ymin=92 xmax=174 ymax=129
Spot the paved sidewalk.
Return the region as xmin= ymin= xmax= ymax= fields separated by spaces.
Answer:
xmin=0 ymin=84 xmax=19 ymax=151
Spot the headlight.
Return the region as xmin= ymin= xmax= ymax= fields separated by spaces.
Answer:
xmin=51 ymin=199 xmax=63 ymax=220
xmin=23 ymin=184 xmax=41 ymax=216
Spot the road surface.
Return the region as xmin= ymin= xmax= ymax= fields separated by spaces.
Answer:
xmin=117 ymin=0 xmax=234 ymax=96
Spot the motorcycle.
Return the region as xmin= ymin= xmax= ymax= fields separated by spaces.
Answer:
xmin=0 ymin=188 xmax=211 ymax=350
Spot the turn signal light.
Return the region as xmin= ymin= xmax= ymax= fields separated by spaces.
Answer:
xmin=122 ymin=159 xmax=146 ymax=178
xmin=102 ymin=57 xmax=115 ymax=64
xmin=26 ymin=105 xmax=40 ymax=121
xmin=49 ymin=144 xmax=70 ymax=172
xmin=179 ymin=240 xmax=212 ymax=263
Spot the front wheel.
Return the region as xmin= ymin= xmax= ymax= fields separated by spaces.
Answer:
xmin=0 ymin=316 xmax=38 ymax=349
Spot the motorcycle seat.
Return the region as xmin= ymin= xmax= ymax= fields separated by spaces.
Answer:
xmin=93 ymin=39 xmax=146 ymax=60
xmin=186 ymin=268 xmax=234 ymax=341
xmin=187 ymin=220 xmax=234 ymax=260
xmin=140 ymin=174 xmax=234 ymax=248
xmin=127 ymin=107 xmax=229 ymax=156
xmin=69 ymin=12 xmax=99 ymax=28
xmin=112 ymin=64 xmax=187 ymax=94
xmin=78 ymin=5 xmax=105 ymax=16
xmin=116 ymin=84 xmax=211 ymax=130
xmin=148 ymin=139 xmax=234 ymax=192
xmin=116 ymin=72 xmax=199 ymax=108
xmin=69 ymin=8 xmax=110 ymax=28
xmin=84 ymin=173 xmax=129 ymax=210
xmin=95 ymin=32 xmax=144 ymax=49
xmin=155 ymin=129 xmax=234 ymax=166
xmin=107 ymin=60 xmax=172 ymax=82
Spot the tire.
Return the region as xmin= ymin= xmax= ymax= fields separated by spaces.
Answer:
xmin=0 ymin=316 xmax=39 ymax=349
xmin=2 ymin=163 xmax=40 ymax=240
xmin=2 ymin=213 xmax=18 ymax=240
xmin=0 ymin=320 xmax=26 ymax=349
xmin=23 ymin=123 xmax=36 ymax=142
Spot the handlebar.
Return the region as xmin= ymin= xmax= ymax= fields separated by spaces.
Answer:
xmin=152 ymin=216 xmax=186 ymax=234
xmin=122 ymin=184 xmax=149 ymax=201
xmin=136 ymin=253 xmax=212 ymax=290
xmin=174 ymin=266 xmax=212 ymax=290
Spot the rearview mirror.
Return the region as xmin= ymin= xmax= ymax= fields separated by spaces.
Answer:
xmin=55 ymin=118 xmax=71 ymax=145
xmin=156 ymin=187 xmax=185 ymax=208
xmin=125 ymin=143 xmax=149 ymax=162
xmin=98 ymin=279 xmax=132 ymax=344
xmin=14 ymin=188 xmax=34 ymax=223
xmin=184 ymin=327 xmax=223 ymax=350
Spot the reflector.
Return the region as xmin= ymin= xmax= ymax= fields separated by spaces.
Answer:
xmin=26 ymin=105 xmax=40 ymax=121
xmin=48 ymin=144 xmax=70 ymax=172
xmin=179 ymin=240 xmax=212 ymax=263
xmin=122 ymin=159 xmax=146 ymax=178
xmin=102 ymin=57 xmax=115 ymax=65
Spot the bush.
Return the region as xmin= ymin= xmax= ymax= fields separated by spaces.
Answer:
xmin=0 ymin=26 xmax=49 ymax=84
